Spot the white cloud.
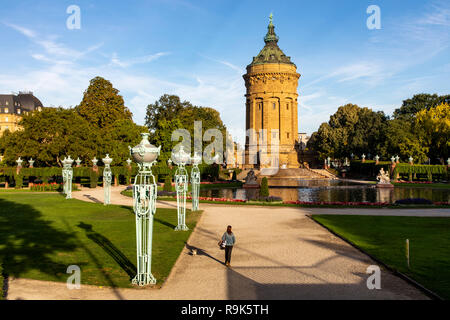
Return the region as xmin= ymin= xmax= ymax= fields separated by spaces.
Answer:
xmin=110 ymin=52 xmax=170 ymax=68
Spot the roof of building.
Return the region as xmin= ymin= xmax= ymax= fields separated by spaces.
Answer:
xmin=17 ymin=92 xmax=43 ymax=111
xmin=0 ymin=92 xmax=43 ymax=114
xmin=248 ymin=14 xmax=295 ymax=68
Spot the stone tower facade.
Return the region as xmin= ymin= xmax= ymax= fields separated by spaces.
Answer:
xmin=243 ymin=16 xmax=300 ymax=169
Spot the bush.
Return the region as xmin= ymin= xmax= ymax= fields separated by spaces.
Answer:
xmin=395 ymin=198 xmax=433 ymax=205
xmin=163 ymin=175 xmax=173 ymax=192
xmin=260 ymin=177 xmax=269 ymax=197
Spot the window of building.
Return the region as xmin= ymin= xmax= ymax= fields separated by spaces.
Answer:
xmin=5 ymin=101 xmax=8 ymax=106
xmin=5 ymin=117 xmax=8 ymax=122
xmin=272 ymin=102 xmax=276 ymax=110
xmin=37 ymin=107 xmax=42 ymax=112
xmin=286 ymin=103 xmax=289 ymax=110
xmin=4 ymin=108 xmax=8 ymax=113
xmin=17 ymin=109 xmax=21 ymax=115
xmin=287 ymin=132 xmax=290 ymax=138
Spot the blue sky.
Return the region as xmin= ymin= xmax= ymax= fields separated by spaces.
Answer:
xmin=0 ymin=0 xmax=449 ymax=143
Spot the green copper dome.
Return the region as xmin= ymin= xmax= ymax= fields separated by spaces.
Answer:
xmin=248 ymin=15 xmax=295 ymax=67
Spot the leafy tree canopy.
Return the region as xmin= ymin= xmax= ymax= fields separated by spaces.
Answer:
xmin=76 ymin=76 xmax=132 ymax=128
xmin=393 ymin=93 xmax=450 ymax=120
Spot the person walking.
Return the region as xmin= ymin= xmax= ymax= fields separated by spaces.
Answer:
xmin=222 ymin=225 xmax=236 ymax=267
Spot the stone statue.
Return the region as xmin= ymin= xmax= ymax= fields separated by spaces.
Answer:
xmin=244 ymin=169 xmax=258 ymax=185
xmin=376 ymin=168 xmax=391 ymax=184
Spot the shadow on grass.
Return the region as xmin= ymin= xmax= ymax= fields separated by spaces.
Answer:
xmin=77 ymin=222 xmax=136 ymax=279
xmin=0 ymin=198 xmax=77 ymax=299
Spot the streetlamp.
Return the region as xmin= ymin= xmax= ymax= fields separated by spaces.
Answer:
xmin=362 ymin=154 xmax=366 ymax=162
xmin=391 ymin=156 xmax=396 ymax=164
xmin=16 ymin=157 xmax=23 ymax=168
xmin=129 ymin=133 xmax=161 ymax=286
xmin=172 ymin=146 xmax=190 ymax=231
xmin=92 ymin=157 xmax=98 ymax=167
xmin=102 ymin=154 xmax=113 ymax=205
xmin=62 ymin=156 xmax=74 ymax=199
xmin=395 ymin=155 xmax=400 ymax=163
xmin=75 ymin=157 xmax=82 ymax=167
xmin=375 ymin=155 xmax=380 ymax=164
xmin=190 ymin=152 xmax=202 ymax=211
xmin=28 ymin=158 xmax=34 ymax=168
xmin=126 ymin=158 xmax=132 ymax=167
xmin=409 ymin=156 xmax=414 ymax=165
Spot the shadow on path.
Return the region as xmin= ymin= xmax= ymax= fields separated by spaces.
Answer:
xmin=82 ymin=194 xmax=102 ymax=204
xmin=185 ymin=243 xmax=225 ymax=266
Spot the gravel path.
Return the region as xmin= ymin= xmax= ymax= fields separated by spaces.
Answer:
xmin=6 ymin=186 xmax=432 ymax=300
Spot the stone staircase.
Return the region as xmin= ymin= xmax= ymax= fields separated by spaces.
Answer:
xmin=309 ymin=168 xmax=339 ymax=180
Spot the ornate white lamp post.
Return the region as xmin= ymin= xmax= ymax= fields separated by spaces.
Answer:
xmin=409 ymin=156 xmax=414 ymax=165
xmin=172 ymin=146 xmax=190 ymax=231
xmin=129 ymin=133 xmax=161 ymax=286
xmin=126 ymin=158 xmax=132 ymax=167
xmin=395 ymin=155 xmax=400 ymax=163
xmin=102 ymin=154 xmax=113 ymax=205
xmin=362 ymin=154 xmax=366 ymax=163
xmin=375 ymin=155 xmax=380 ymax=164
xmin=62 ymin=156 xmax=74 ymax=199
xmin=190 ymin=152 xmax=201 ymax=212
xmin=92 ymin=157 xmax=98 ymax=167
xmin=391 ymin=156 xmax=396 ymax=164
xmin=75 ymin=157 xmax=82 ymax=167
xmin=16 ymin=157 xmax=23 ymax=168
xmin=28 ymin=158 xmax=34 ymax=168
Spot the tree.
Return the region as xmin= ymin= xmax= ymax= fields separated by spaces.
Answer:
xmin=145 ymin=94 xmax=190 ymax=132
xmin=76 ymin=76 xmax=132 ymax=129
xmin=0 ymin=108 xmax=100 ymax=167
xmin=415 ymin=103 xmax=450 ymax=161
xmin=393 ymin=93 xmax=450 ymax=120
xmin=145 ymin=94 xmax=227 ymax=161
xmin=102 ymin=119 xmax=148 ymax=166
xmin=308 ymin=104 xmax=387 ymax=159
xmin=260 ymin=177 xmax=269 ymax=197
xmin=382 ymin=119 xmax=428 ymax=163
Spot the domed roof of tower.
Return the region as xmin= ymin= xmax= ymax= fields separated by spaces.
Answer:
xmin=248 ymin=14 xmax=295 ymax=67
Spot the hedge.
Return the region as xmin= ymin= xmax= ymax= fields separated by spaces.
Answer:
xmin=0 ymin=164 xmax=221 ymax=188
xmin=393 ymin=164 xmax=448 ymax=182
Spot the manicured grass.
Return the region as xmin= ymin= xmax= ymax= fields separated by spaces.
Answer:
xmin=0 ymin=193 xmax=201 ymax=288
xmin=312 ymin=215 xmax=450 ymax=299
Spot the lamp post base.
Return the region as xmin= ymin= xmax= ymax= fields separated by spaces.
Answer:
xmin=174 ymin=224 xmax=189 ymax=231
xmin=132 ymin=273 xmax=156 ymax=286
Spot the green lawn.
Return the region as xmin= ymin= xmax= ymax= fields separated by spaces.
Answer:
xmin=0 ymin=193 xmax=201 ymax=288
xmin=312 ymin=215 xmax=450 ymax=299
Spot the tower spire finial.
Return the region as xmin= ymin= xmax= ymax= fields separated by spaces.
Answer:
xmin=269 ymin=13 xmax=273 ymax=26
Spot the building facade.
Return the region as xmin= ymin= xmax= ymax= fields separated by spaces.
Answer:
xmin=243 ymin=16 xmax=300 ymax=169
xmin=0 ymin=92 xmax=43 ymax=135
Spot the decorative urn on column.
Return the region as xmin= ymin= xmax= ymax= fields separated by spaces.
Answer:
xmin=129 ymin=133 xmax=161 ymax=286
